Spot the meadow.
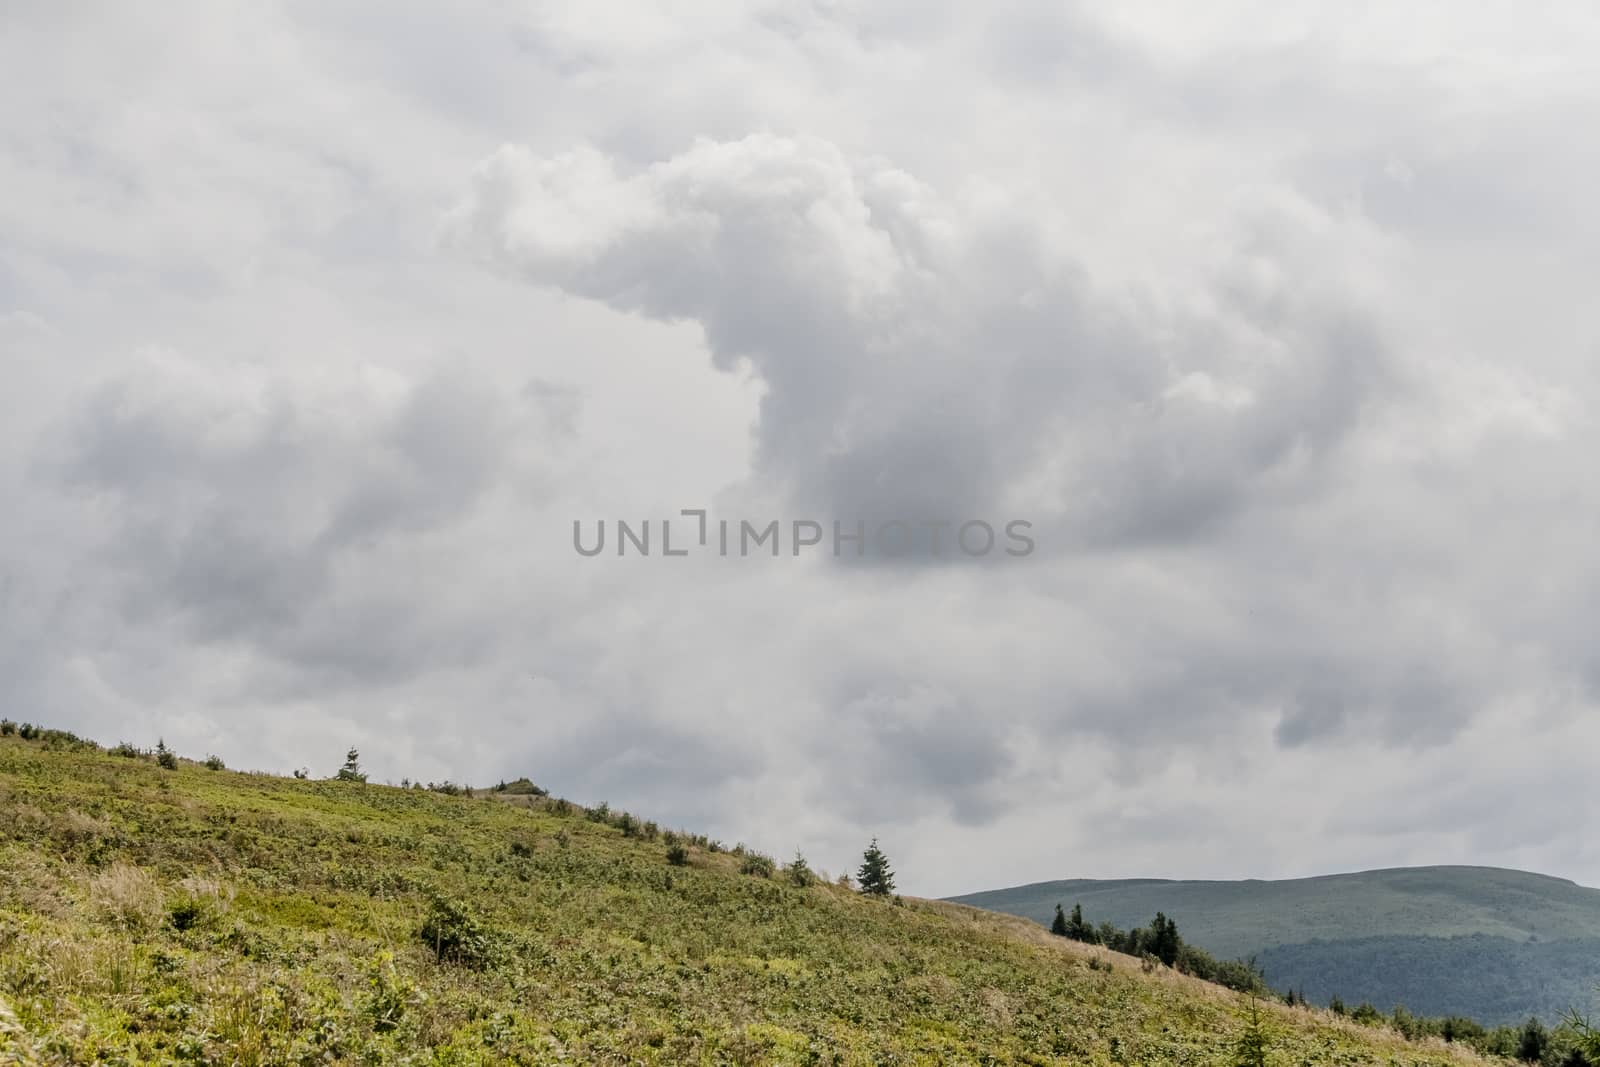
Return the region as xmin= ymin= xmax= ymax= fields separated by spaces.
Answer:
xmin=0 ymin=729 xmax=1504 ymax=1065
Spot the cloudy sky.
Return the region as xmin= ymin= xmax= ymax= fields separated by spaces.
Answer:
xmin=4 ymin=1 xmax=1599 ymax=897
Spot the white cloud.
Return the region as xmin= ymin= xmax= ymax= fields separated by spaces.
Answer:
xmin=3 ymin=1 xmax=1599 ymax=897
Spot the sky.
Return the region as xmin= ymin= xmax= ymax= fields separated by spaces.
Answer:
xmin=3 ymin=1 xmax=1599 ymax=899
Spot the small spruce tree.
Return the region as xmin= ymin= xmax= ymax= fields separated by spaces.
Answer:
xmin=1148 ymin=911 xmax=1181 ymax=967
xmin=1050 ymin=904 xmax=1070 ymax=937
xmin=335 ymin=747 xmax=367 ymax=783
xmin=1518 ymin=1017 xmax=1549 ymax=1063
xmin=1233 ymin=995 xmax=1271 ymax=1067
xmin=155 ymin=738 xmax=177 ymax=770
xmin=856 ymin=838 xmax=896 ymax=897
xmin=1066 ymin=903 xmax=1095 ymax=943
xmin=1561 ymin=1010 xmax=1600 ymax=1063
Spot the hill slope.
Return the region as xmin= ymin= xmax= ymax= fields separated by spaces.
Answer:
xmin=0 ymin=732 xmax=1499 ymax=1065
xmin=948 ymin=869 xmax=1600 ymax=1025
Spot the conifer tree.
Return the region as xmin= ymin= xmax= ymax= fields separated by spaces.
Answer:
xmin=1050 ymin=904 xmax=1069 ymax=937
xmin=1518 ymin=1017 xmax=1549 ymax=1063
xmin=856 ymin=838 xmax=896 ymax=896
xmin=1560 ymin=1010 xmax=1600 ymax=1064
xmin=1066 ymin=903 xmax=1095 ymax=943
xmin=336 ymin=747 xmax=367 ymax=783
xmin=1233 ymin=996 xmax=1271 ymax=1067
xmin=1148 ymin=912 xmax=1181 ymax=967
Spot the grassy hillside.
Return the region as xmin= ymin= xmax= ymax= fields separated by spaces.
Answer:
xmin=946 ymin=870 xmax=1600 ymax=1026
xmin=0 ymin=731 xmax=1504 ymax=1065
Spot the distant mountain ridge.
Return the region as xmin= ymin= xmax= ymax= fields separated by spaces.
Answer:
xmin=947 ymin=865 xmax=1600 ymax=1025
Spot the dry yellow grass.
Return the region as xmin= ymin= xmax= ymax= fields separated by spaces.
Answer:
xmin=86 ymin=862 xmax=165 ymax=932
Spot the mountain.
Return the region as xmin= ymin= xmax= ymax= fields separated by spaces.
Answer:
xmin=948 ymin=867 xmax=1600 ymax=1025
xmin=0 ymin=728 xmax=1497 ymax=1065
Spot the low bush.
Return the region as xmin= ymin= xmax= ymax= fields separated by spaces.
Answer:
xmin=740 ymin=853 xmax=775 ymax=879
xmin=418 ymin=891 xmax=502 ymax=969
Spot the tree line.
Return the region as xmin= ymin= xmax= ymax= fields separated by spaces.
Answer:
xmin=1048 ymin=902 xmax=1268 ymax=994
xmin=1046 ymin=897 xmax=1600 ymax=1065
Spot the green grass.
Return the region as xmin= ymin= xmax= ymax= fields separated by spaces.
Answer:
xmin=947 ymin=869 xmax=1600 ymax=1024
xmin=0 ymin=734 xmax=1503 ymax=1064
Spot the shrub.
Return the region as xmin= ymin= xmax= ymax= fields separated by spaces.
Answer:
xmin=495 ymin=777 xmax=546 ymax=796
xmin=666 ymin=843 xmax=689 ymax=867
xmin=786 ymin=852 xmax=814 ymax=887
xmin=168 ymin=895 xmax=207 ymax=931
xmin=203 ymin=754 xmax=225 ymax=771
xmin=362 ymin=951 xmax=419 ymax=1034
xmin=155 ymin=740 xmax=177 ymax=770
xmin=17 ymin=722 xmax=36 ymax=740
xmin=417 ymin=891 xmax=501 ymax=969
xmin=1211 ymin=957 xmax=1267 ymax=995
xmin=112 ymin=741 xmax=141 ymax=758
xmin=587 ymin=802 xmax=611 ymax=823
xmin=0 ymin=719 xmax=16 ymax=736
xmin=615 ymin=812 xmax=639 ymax=837
xmin=740 ymin=853 xmax=775 ymax=879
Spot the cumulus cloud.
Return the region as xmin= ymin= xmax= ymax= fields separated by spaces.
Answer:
xmin=447 ymin=132 xmax=1397 ymax=552
xmin=3 ymin=0 xmax=1600 ymax=896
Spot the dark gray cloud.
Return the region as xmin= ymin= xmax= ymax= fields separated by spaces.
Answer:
xmin=446 ymin=133 xmax=1396 ymax=561
xmin=36 ymin=358 xmax=565 ymax=690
